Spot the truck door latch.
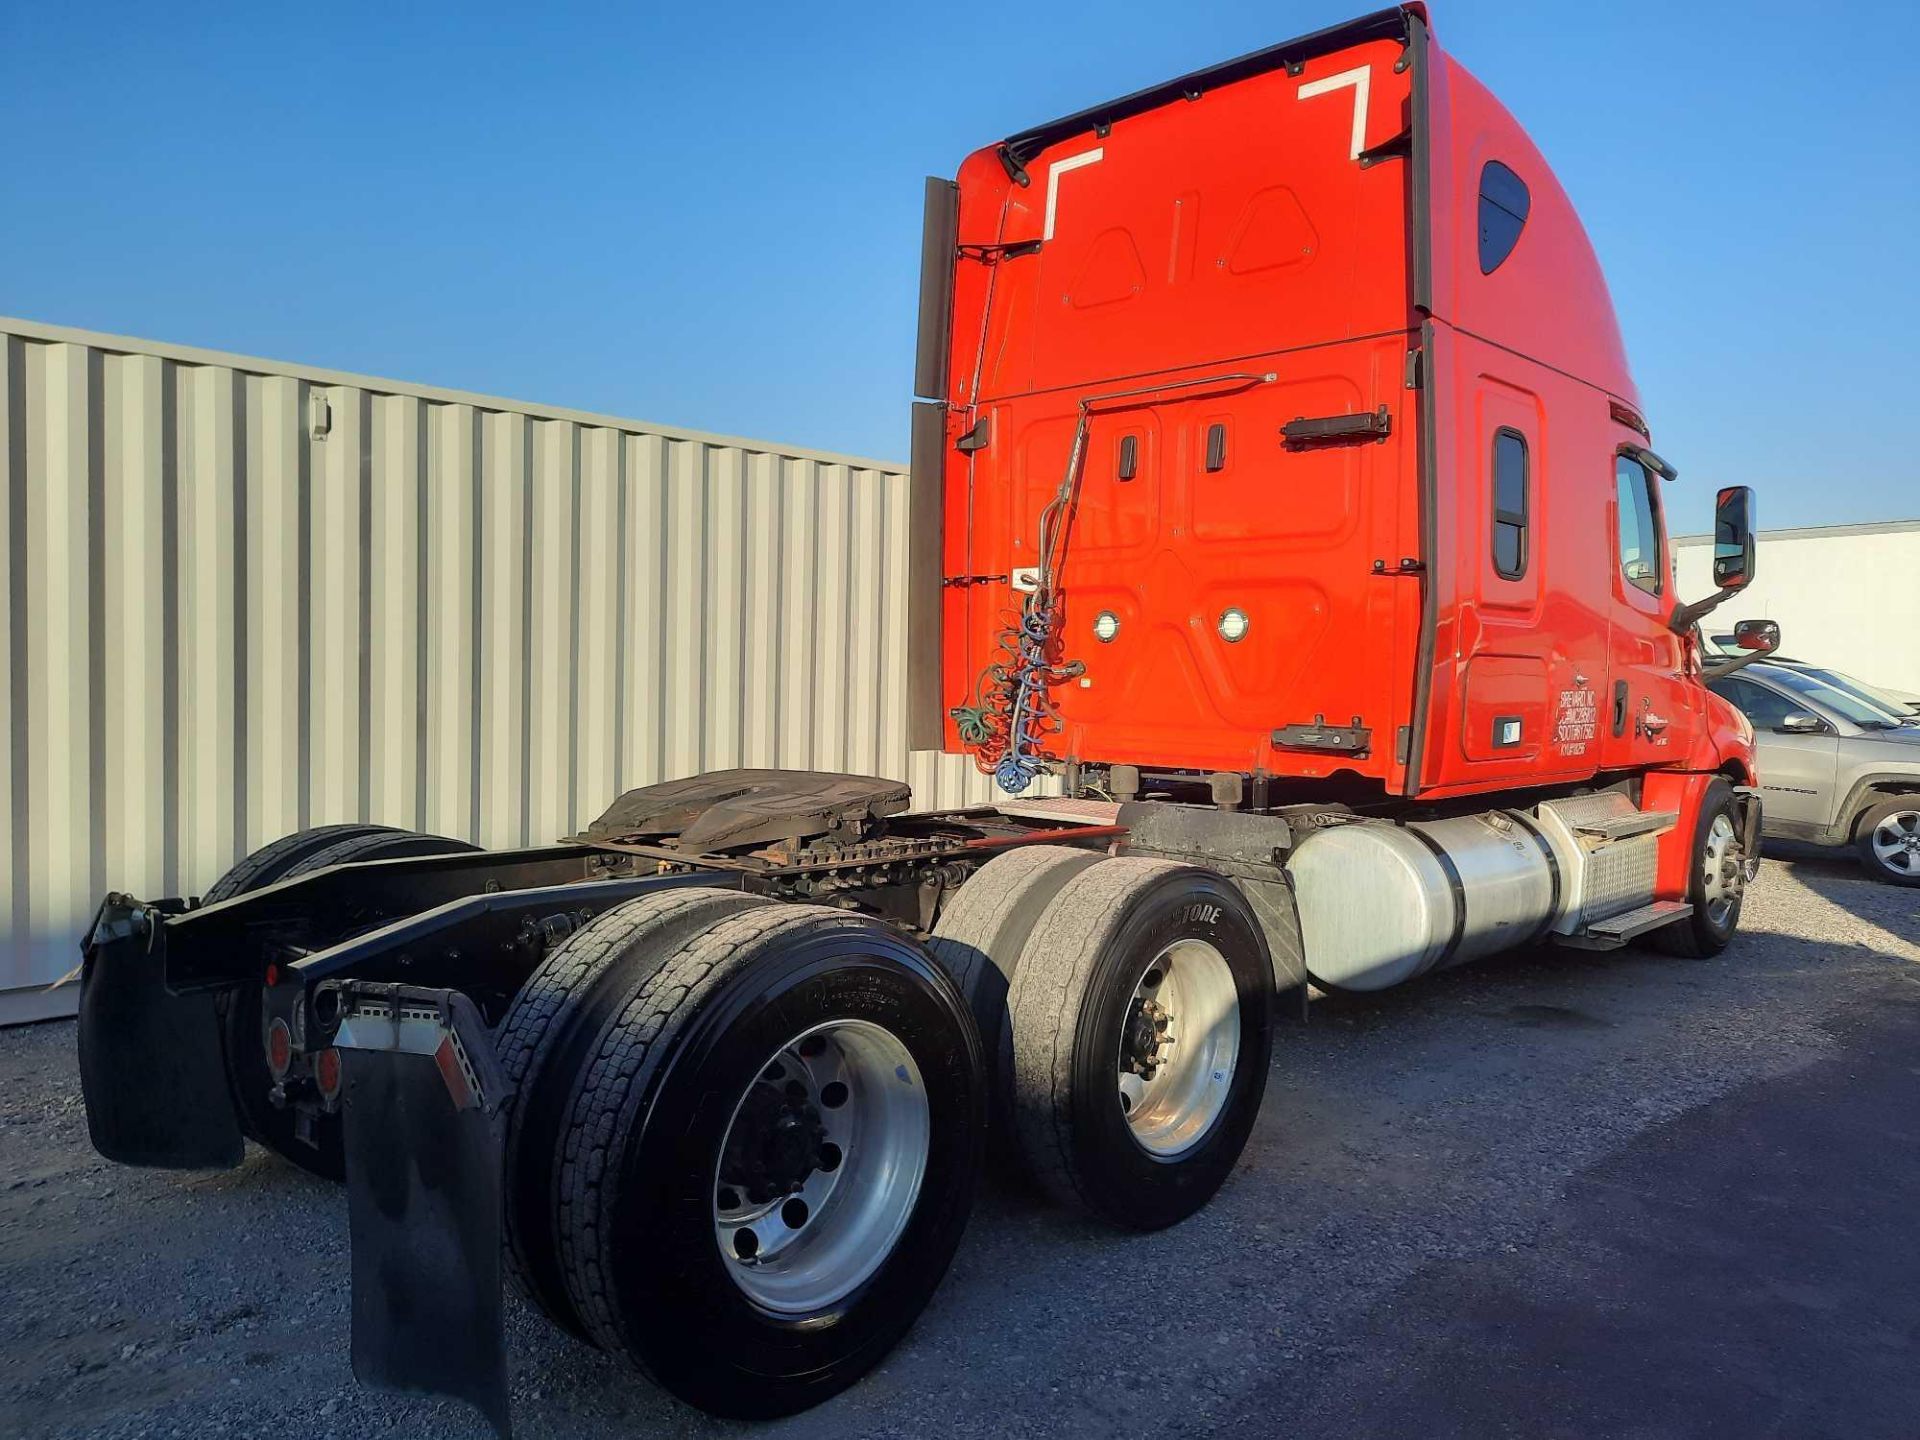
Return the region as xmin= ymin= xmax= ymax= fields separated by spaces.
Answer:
xmin=942 ymin=573 xmax=1010 ymax=589
xmin=1282 ymin=405 xmax=1391 ymax=449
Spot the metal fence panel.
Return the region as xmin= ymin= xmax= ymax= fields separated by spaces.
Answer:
xmin=0 ymin=317 xmax=1002 ymax=1022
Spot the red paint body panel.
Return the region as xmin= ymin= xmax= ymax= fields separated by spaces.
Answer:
xmin=1643 ymin=770 xmax=1715 ymax=901
xmin=928 ymin=6 xmax=1756 ymax=811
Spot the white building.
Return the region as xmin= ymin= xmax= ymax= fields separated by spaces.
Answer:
xmin=1673 ymin=519 xmax=1920 ymax=696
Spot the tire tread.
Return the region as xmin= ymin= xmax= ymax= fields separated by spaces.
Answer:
xmin=1004 ymin=857 xmax=1184 ymax=1212
xmin=495 ymin=886 xmax=768 ymax=1330
xmin=556 ymin=904 xmax=858 ymax=1361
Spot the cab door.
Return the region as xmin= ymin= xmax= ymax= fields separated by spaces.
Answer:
xmin=1601 ymin=452 xmax=1699 ymax=770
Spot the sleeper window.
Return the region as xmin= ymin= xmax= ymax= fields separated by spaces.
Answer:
xmin=1615 ymin=456 xmax=1663 ymax=597
xmin=1491 ymin=429 xmax=1528 ymax=580
xmin=1478 ymin=161 xmax=1531 ymax=273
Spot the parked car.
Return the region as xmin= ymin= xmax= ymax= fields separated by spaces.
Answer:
xmin=1706 ymin=635 xmax=1920 ymax=715
xmin=1707 ymin=662 xmax=1920 ymax=885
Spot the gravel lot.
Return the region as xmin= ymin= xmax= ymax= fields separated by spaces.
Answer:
xmin=3 ymin=848 xmax=1916 ymax=1440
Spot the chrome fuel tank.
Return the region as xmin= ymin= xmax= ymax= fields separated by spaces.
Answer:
xmin=1288 ymin=811 xmax=1559 ymax=992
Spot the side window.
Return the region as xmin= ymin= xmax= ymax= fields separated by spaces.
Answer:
xmin=1614 ymin=456 xmax=1663 ymax=596
xmin=1491 ymin=429 xmax=1528 ymax=579
xmin=1710 ymin=677 xmax=1798 ymax=730
xmin=1478 ymin=161 xmax=1530 ymax=274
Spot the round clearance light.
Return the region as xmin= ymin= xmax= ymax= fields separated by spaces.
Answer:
xmin=1217 ymin=607 xmax=1250 ymax=643
xmin=1093 ymin=611 xmax=1121 ymax=643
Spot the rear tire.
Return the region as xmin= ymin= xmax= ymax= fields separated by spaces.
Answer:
xmin=496 ymin=885 xmax=770 ymax=1340
xmin=555 ymin=905 xmax=984 ymax=1419
xmin=1653 ymin=779 xmax=1745 ymax=957
xmin=928 ymin=845 xmax=1102 ymax=1124
xmin=1855 ymin=797 xmax=1920 ymax=887
xmin=215 ymin=826 xmax=479 ymax=1180
xmin=201 ymin=824 xmax=401 ymax=906
xmin=205 ymin=825 xmax=402 ymax=1155
xmin=1004 ymin=858 xmax=1273 ymax=1230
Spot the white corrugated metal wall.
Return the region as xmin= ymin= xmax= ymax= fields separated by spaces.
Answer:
xmin=1673 ymin=520 xmax=1920 ymax=696
xmin=1 ymin=317 xmax=999 ymax=1023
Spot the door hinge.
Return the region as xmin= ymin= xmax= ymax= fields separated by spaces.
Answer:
xmin=1371 ymin=557 xmax=1425 ymax=576
xmin=1403 ymin=348 xmax=1424 ymax=390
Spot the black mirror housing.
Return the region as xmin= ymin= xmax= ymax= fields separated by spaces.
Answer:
xmin=1712 ymin=485 xmax=1757 ymax=590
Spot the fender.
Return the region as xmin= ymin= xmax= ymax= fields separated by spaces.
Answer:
xmin=1641 ymin=771 xmax=1717 ymax=901
xmin=1834 ymin=771 xmax=1920 ymax=840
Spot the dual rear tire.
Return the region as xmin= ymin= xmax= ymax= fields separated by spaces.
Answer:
xmin=208 ymin=824 xmax=480 ymax=1180
xmin=934 ymin=850 xmax=1275 ymax=1230
xmin=498 ymin=850 xmax=1273 ymax=1416
xmin=500 ymin=894 xmax=985 ymax=1419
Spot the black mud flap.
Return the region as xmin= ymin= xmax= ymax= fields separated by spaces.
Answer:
xmin=1734 ymin=785 xmax=1764 ymax=880
xmin=76 ymin=895 xmax=244 ymax=1169
xmin=326 ymin=982 xmax=516 ymax=1440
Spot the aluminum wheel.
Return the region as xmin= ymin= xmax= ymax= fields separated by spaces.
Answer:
xmin=713 ymin=1019 xmax=929 ymax=1314
xmin=1700 ymin=811 xmax=1744 ymax=925
xmin=1871 ymin=808 xmax=1920 ymax=876
xmin=1115 ymin=939 xmax=1240 ymax=1158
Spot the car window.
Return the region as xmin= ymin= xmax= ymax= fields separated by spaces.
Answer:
xmin=1789 ymin=667 xmax=1912 ymax=724
xmin=1614 ymin=456 xmax=1662 ymax=596
xmin=1760 ymin=666 xmax=1904 ymax=729
xmin=1709 ymin=676 xmax=1802 ymax=730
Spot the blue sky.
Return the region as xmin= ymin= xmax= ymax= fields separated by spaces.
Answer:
xmin=2 ymin=1 xmax=1912 ymax=532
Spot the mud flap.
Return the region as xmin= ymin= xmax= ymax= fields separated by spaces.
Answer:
xmin=1734 ymin=785 xmax=1764 ymax=880
xmin=326 ymin=983 xmax=515 ymax=1439
xmin=76 ymin=895 xmax=244 ymax=1169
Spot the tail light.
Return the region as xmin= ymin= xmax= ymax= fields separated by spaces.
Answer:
xmin=265 ymin=1017 xmax=293 ymax=1080
xmin=314 ymin=1046 xmax=343 ymax=1104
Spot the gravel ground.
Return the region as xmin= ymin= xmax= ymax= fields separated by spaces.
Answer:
xmin=2 ymin=848 xmax=1916 ymax=1439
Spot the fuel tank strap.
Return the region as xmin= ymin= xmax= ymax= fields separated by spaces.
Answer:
xmin=1399 ymin=824 xmax=1467 ymax=965
xmin=1501 ymin=808 xmax=1564 ymax=944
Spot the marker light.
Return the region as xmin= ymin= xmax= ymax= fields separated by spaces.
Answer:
xmin=1093 ymin=611 xmax=1121 ymax=643
xmin=1217 ymin=607 xmax=1250 ymax=643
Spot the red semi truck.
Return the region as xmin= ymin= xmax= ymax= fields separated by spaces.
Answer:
xmin=76 ymin=6 xmax=1773 ymax=1433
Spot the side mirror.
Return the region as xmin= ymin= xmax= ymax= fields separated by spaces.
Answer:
xmin=1733 ymin=618 xmax=1780 ymax=653
xmin=1672 ymin=484 xmax=1760 ymax=633
xmin=1712 ymin=485 xmax=1756 ymax=590
xmin=1777 ymin=712 xmax=1824 ymax=734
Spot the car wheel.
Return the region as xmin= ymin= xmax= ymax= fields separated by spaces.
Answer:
xmin=1857 ymin=798 xmax=1920 ymax=887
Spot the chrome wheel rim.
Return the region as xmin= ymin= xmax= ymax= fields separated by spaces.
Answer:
xmin=1871 ymin=809 xmax=1920 ymax=876
xmin=713 ymin=1019 xmax=929 ymax=1314
xmin=1115 ymin=939 xmax=1240 ymax=1158
xmin=1701 ymin=812 xmax=1744 ymax=925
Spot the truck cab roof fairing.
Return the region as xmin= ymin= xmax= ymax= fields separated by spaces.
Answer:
xmin=995 ymin=7 xmax=1418 ymax=180
xmin=1424 ymin=48 xmax=1641 ymax=412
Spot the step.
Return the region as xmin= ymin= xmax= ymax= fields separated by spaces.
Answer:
xmin=1570 ymin=809 xmax=1678 ymax=841
xmin=1556 ymin=899 xmax=1693 ymax=950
